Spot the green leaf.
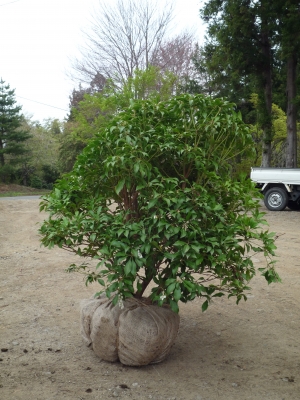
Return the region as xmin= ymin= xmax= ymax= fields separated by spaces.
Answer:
xmin=115 ymin=179 xmax=125 ymax=195
xmin=183 ymin=280 xmax=195 ymax=292
xmin=124 ymin=259 xmax=136 ymax=276
xmin=144 ymin=243 xmax=151 ymax=254
xmin=182 ymin=244 xmax=190 ymax=254
xmin=136 ymin=183 xmax=146 ymax=190
xmin=174 ymin=240 xmax=186 ymax=247
xmin=173 ymin=288 xmax=181 ymax=301
xmin=202 ymin=300 xmax=209 ymax=312
xmin=148 ymin=198 xmax=158 ymax=208
xmin=166 ymin=282 xmax=176 ymax=294
xmin=212 ymin=292 xmax=224 ymax=298
xmin=99 ymin=246 xmax=110 ymax=256
xmin=170 ymin=300 xmax=179 ymax=313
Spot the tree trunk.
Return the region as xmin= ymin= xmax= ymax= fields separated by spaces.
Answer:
xmin=261 ymin=30 xmax=273 ymax=168
xmin=0 ymin=139 xmax=4 ymax=167
xmin=286 ymin=53 xmax=297 ymax=168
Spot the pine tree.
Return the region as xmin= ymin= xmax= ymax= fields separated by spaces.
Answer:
xmin=0 ymin=79 xmax=31 ymax=181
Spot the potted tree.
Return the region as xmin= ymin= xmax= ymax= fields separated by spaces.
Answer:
xmin=39 ymin=94 xmax=279 ymax=366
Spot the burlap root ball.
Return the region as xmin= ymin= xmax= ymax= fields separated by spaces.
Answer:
xmin=80 ymin=295 xmax=180 ymax=366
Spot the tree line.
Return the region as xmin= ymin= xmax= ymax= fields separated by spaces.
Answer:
xmin=199 ymin=0 xmax=300 ymax=168
xmin=1 ymin=0 xmax=299 ymax=187
xmin=0 ymin=79 xmax=62 ymax=187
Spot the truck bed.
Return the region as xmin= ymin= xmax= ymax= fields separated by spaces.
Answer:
xmin=250 ymin=168 xmax=300 ymax=185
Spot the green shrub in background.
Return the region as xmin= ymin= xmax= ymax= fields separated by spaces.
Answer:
xmin=30 ymin=175 xmax=44 ymax=189
xmin=40 ymin=94 xmax=280 ymax=313
xmin=41 ymin=164 xmax=60 ymax=186
xmin=0 ymin=164 xmax=16 ymax=183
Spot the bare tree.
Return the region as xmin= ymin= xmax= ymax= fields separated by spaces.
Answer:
xmin=73 ymin=0 xmax=176 ymax=85
xmin=151 ymin=31 xmax=197 ymax=89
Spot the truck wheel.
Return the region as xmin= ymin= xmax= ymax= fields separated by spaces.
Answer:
xmin=264 ymin=187 xmax=288 ymax=211
xmin=288 ymin=200 xmax=300 ymax=211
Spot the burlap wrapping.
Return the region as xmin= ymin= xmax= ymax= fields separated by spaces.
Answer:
xmin=80 ymin=294 xmax=108 ymax=346
xmin=80 ymin=296 xmax=180 ymax=366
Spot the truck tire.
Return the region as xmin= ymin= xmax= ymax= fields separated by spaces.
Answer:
xmin=264 ymin=187 xmax=288 ymax=211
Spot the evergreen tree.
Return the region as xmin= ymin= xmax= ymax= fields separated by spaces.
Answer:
xmin=275 ymin=0 xmax=300 ymax=168
xmin=200 ymin=0 xmax=276 ymax=167
xmin=0 ymin=79 xmax=31 ymax=181
xmin=200 ymin=0 xmax=300 ymax=167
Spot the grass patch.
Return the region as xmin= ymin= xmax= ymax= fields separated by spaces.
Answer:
xmin=0 ymin=184 xmax=50 ymax=197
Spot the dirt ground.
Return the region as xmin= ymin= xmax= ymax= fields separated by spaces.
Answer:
xmin=0 ymin=197 xmax=299 ymax=400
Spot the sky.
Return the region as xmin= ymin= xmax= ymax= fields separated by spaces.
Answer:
xmin=0 ymin=0 xmax=206 ymax=122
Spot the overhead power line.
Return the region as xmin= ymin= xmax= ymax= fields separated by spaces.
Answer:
xmin=16 ymin=95 xmax=68 ymax=112
xmin=0 ymin=0 xmax=22 ymax=6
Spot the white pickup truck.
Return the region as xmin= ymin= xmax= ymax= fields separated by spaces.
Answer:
xmin=250 ymin=167 xmax=300 ymax=211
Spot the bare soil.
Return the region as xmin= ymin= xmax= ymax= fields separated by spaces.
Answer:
xmin=0 ymin=197 xmax=299 ymax=400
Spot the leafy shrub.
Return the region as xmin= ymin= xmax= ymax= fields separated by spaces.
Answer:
xmin=40 ymin=94 xmax=280 ymax=313
xmin=30 ymin=175 xmax=44 ymax=189
xmin=0 ymin=164 xmax=16 ymax=183
xmin=41 ymin=164 xmax=60 ymax=185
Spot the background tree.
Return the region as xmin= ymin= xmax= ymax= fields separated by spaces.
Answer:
xmin=275 ymin=0 xmax=300 ymax=168
xmin=61 ymin=67 xmax=179 ymax=172
xmin=65 ymin=0 xmax=199 ymax=173
xmin=0 ymin=79 xmax=31 ymax=182
xmin=150 ymin=32 xmax=198 ymax=92
xmin=200 ymin=0 xmax=276 ymax=167
xmin=200 ymin=0 xmax=300 ymax=168
xmin=68 ymin=74 xmax=107 ymax=121
xmin=182 ymin=44 xmax=216 ymax=95
xmin=72 ymin=0 xmax=196 ymax=87
xmin=19 ymin=117 xmax=62 ymax=188
xmin=245 ymin=94 xmax=290 ymax=169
